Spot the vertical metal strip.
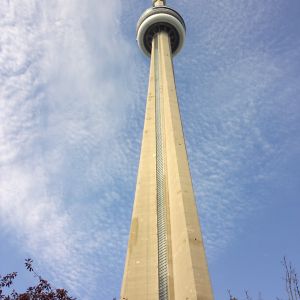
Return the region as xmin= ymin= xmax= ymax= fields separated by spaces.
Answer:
xmin=154 ymin=34 xmax=169 ymax=300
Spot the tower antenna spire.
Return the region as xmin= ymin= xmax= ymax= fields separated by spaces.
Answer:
xmin=152 ymin=0 xmax=166 ymax=6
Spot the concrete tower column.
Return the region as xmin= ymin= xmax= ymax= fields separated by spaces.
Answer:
xmin=120 ymin=2 xmax=214 ymax=299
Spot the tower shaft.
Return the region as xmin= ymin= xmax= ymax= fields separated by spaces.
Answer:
xmin=121 ymin=31 xmax=214 ymax=300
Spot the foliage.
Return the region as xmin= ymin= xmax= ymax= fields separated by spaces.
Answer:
xmin=283 ymin=257 xmax=300 ymax=300
xmin=229 ymin=257 xmax=300 ymax=300
xmin=0 ymin=259 xmax=75 ymax=300
xmin=1 ymin=256 xmax=299 ymax=299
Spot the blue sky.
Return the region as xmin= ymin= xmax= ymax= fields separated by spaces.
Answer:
xmin=0 ymin=0 xmax=299 ymax=299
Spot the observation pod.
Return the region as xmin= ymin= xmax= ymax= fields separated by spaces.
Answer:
xmin=136 ymin=2 xmax=186 ymax=57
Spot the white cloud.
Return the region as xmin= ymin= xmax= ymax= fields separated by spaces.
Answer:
xmin=0 ymin=0 xmax=138 ymax=298
xmin=175 ymin=0 xmax=300 ymax=260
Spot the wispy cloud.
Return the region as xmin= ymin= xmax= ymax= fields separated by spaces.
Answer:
xmin=175 ymin=0 xmax=300 ymax=259
xmin=0 ymin=0 xmax=138 ymax=298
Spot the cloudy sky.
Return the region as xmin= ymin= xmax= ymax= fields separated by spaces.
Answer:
xmin=0 ymin=0 xmax=299 ymax=299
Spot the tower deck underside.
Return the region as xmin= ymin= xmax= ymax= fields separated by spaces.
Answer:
xmin=121 ymin=31 xmax=214 ymax=300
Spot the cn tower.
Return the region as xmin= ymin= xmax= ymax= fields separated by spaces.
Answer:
xmin=121 ymin=1 xmax=214 ymax=299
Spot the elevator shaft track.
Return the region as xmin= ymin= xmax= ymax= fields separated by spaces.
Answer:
xmin=154 ymin=34 xmax=169 ymax=300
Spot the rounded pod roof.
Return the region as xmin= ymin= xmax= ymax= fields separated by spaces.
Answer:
xmin=136 ymin=6 xmax=186 ymax=57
